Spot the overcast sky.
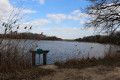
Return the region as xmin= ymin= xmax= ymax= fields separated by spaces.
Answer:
xmin=0 ymin=0 xmax=98 ymax=39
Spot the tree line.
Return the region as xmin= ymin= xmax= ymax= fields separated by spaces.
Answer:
xmin=75 ymin=31 xmax=120 ymax=45
xmin=0 ymin=31 xmax=62 ymax=40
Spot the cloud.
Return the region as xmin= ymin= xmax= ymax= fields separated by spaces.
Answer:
xmin=68 ymin=15 xmax=80 ymax=21
xmin=0 ymin=0 xmax=36 ymax=23
xmin=21 ymin=19 xmax=51 ymax=27
xmin=32 ymin=0 xmax=45 ymax=4
xmin=77 ymin=13 xmax=89 ymax=18
xmin=31 ymin=19 xmax=51 ymax=26
xmin=39 ymin=0 xmax=44 ymax=4
xmin=71 ymin=10 xmax=80 ymax=15
xmin=30 ymin=27 xmax=96 ymax=39
xmin=46 ymin=10 xmax=89 ymax=24
xmin=21 ymin=9 xmax=36 ymax=14
xmin=0 ymin=0 xmax=12 ymax=14
xmin=80 ymin=19 xmax=85 ymax=24
xmin=46 ymin=14 xmax=66 ymax=24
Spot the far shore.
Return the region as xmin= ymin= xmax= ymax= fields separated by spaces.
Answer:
xmin=1 ymin=38 xmax=103 ymax=43
xmin=1 ymin=38 xmax=77 ymax=42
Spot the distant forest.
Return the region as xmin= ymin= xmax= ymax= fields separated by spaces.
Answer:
xmin=0 ymin=31 xmax=62 ymax=40
xmin=1 ymin=31 xmax=120 ymax=44
xmin=75 ymin=32 xmax=120 ymax=45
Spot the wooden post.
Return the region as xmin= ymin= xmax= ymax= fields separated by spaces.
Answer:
xmin=30 ymin=50 xmax=49 ymax=66
xmin=0 ymin=53 xmax=1 ymax=66
xmin=30 ymin=51 xmax=37 ymax=66
xmin=43 ymin=50 xmax=49 ymax=65
xmin=43 ymin=53 xmax=46 ymax=65
xmin=32 ymin=53 xmax=36 ymax=66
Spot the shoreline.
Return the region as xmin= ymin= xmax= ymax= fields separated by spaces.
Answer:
xmin=1 ymin=38 xmax=103 ymax=43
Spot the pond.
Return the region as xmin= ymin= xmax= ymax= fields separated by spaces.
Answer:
xmin=33 ymin=41 xmax=119 ymax=65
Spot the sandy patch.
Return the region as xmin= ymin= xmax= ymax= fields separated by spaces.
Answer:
xmin=39 ymin=65 xmax=58 ymax=69
xmin=38 ymin=65 xmax=120 ymax=80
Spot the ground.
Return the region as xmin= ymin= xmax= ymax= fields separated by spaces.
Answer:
xmin=36 ymin=65 xmax=120 ymax=80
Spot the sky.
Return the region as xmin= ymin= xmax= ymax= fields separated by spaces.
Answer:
xmin=0 ymin=0 xmax=98 ymax=39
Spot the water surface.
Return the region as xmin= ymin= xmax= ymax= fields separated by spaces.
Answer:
xmin=33 ymin=41 xmax=119 ymax=65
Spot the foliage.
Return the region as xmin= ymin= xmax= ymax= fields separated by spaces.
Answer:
xmin=75 ymin=31 xmax=120 ymax=45
xmin=0 ymin=32 xmax=62 ymax=40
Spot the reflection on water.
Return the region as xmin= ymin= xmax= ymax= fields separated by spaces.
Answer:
xmin=33 ymin=41 xmax=119 ymax=65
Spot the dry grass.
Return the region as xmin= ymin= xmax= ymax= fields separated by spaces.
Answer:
xmin=0 ymin=40 xmax=54 ymax=80
xmin=0 ymin=66 xmax=55 ymax=80
xmin=0 ymin=40 xmax=37 ymax=73
xmin=55 ymin=52 xmax=120 ymax=69
xmin=0 ymin=6 xmax=54 ymax=80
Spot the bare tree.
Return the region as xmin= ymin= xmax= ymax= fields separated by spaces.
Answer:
xmin=85 ymin=0 xmax=120 ymax=35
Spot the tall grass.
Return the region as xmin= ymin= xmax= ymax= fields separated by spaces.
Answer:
xmin=0 ymin=39 xmax=37 ymax=73
xmin=0 ymin=6 xmax=38 ymax=73
xmin=55 ymin=45 xmax=120 ymax=68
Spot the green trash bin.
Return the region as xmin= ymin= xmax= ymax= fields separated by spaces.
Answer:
xmin=37 ymin=49 xmax=43 ymax=54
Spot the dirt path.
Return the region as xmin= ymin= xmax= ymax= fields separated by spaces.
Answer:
xmin=36 ymin=65 xmax=120 ymax=80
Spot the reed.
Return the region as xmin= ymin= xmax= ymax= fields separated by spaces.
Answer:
xmin=55 ymin=48 xmax=120 ymax=68
xmin=0 ymin=9 xmax=37 ymax=73
xmin=0 ymin=39 xmax=37 ymax=73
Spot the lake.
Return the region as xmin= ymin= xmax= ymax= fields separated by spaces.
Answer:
xmin=32 ymin=41 xmax=119 ymax=65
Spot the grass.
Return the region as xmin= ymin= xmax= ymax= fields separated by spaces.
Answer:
xmin=0 ymin=39 xmax=55 ymax=80
xmin=55 ymin=52 xmax=120 ymax=69
xmin=1 ymin=38 xmax=120 ymax=79
xmin=0 ymin=66 xmax=55 ymax=80
xmin=0 ymin=10 xmax=56 ymax=80
xmin=0 ymin=30 xmax=54 ymax=80
xmin=0 ymin=40 xmax=31 ymax=73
